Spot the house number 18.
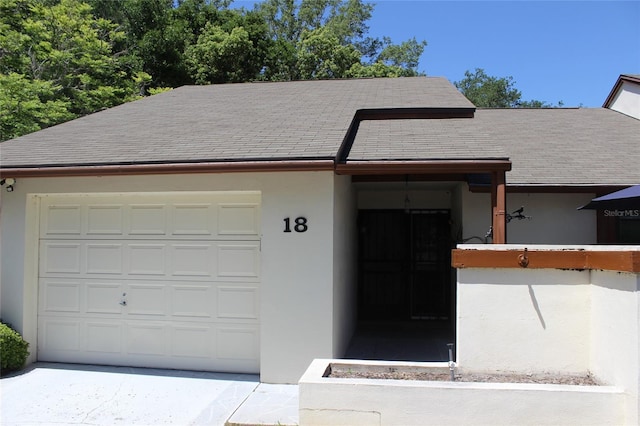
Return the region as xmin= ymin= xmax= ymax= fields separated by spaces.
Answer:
xmin=284 ymin=217 xmax=308 ymax=233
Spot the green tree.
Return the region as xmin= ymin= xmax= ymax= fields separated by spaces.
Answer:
xmin=257 ymin=0 xmax=425 ymax=81
xmin=295 ymin=27 xmax=361 ymax=79
xmin=89 ymin=0 xmax=271 ymax=87
xmin=186 ymin=24 xmax=254 ymax=83
xmin=454 ymin=68 xmax=559 ymax=108
xmin=0 ymin=73 xmax=73 ymax=141
xmin=0 ymin=0 xmax=149 ymax=140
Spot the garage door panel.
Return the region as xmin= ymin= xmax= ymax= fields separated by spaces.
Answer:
xmin=171 ymin=325 xmax=213 ymax=358
xmin=218 ymin=287 xmax=259 ymax=319
xmin=217 ymin=327 xmax=259 ymax=360
xmin=127 ymin=244 xmax=167 ymax=275
xmin=42 ymin=204 xmax=82 ymax=236
xmin=129 ymin=204 xmax=167 ymax=235
xmin=127 ymin=284 xmax=166 ymax=316
xmin=217 ymin=244 xmax=260 ymax=278
xmin=86 ymin=243 xmax=123 ymax=274
xmin=40 ymin=242 xmax=82 ymax=274
xmin=86 ymin=283 xmax=124 ymax=314
xmin=171 ymin=285 xmax=214 ymax=318
xmin=37 ymin=319 xmax=259 ymax=373
xmin=171 ymin=204 xmax=214 ymax=236
xmin=40 ymin=320 xmax=81 ymax=351
xmin=218 ymin=204 xmax=260 ymax=235
xmin=86 ymin=322 xmax=122 ymax=353
xmin=41 ymin=281 xmax=81 ymax=313
xmin=170 ymin=244 xmax=215 ymax=277
xmin=40 ymin=193 xmax=260 ymax=240
xmin=127 ymin=323 xmax=168 ymax=355
xmin=41 ymin=241 xmax=260 ymax=281
xmin=38 ymin=192 xmax=261 ymax=373
xmin=87 ymin=205 xmax=124 ymax=235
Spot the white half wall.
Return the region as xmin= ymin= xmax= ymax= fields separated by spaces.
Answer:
xmin=457 ymin=267 xmax=591 ymax=374
xmin=590 ymin=270 xmax=640 ymax=424
xmin=455 ymin=245 xmax=640 ymax=425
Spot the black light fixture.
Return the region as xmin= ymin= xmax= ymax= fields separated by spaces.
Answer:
xmin=0 ymin=178 xmax=15 ymax=192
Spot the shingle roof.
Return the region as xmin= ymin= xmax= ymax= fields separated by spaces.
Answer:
xmin=348 ymin=108 xmax=640 ymax=186
xmin=0 ymin=77 xmax=472 ymax=168
xmin=1 ymin=77 xmax=638 ymax=187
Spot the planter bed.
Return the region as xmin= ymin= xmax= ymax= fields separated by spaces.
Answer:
xmin=299 ymin=359 xmax=626 ymax=426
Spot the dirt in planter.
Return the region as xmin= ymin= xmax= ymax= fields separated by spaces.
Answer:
xmin=328 ymin=368 xmax=599 ymax=386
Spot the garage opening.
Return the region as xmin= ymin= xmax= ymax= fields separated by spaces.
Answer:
xmin=36 ymin=192 xmax=261 ymax=373
xmin=345 ymin=208 xmax=454 ymax=362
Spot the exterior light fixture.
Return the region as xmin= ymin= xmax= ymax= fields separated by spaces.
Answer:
xmin=1 ymin=178 xmax=15 ymax=192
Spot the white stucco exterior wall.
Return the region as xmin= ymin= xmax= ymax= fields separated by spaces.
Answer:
xmin=461 ymin=189 xmax=597 ymax=244
xmin=590 ymin=270 xmax=640 ymax=424
xmin=457 ymin=267 xmax=591 ymax=374
xmin=456 ymin=246 xmax=640 ymax=424
xmin=0 ymin=171 xmax=340 ymax=383
xmin=331 ymin=175 xmax=357 ymax=358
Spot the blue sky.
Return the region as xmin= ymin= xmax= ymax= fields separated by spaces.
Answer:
xmin=234 ymin=0 xmax=640 ymax=107
xmin=365 ymin=1 xmax=640 ymax=107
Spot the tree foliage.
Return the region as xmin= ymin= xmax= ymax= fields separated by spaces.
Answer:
xmin=257 ymin=0 xmax=425 ymax=80
xmin=1 ymin=0 xmax=429 ymax=140
xmin=455 ymin=68 xmax=559 ymax=108
xmin=0 ymin=0 xmax=150 ymax=140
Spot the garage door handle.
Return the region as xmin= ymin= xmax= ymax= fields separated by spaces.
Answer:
xmin=119 ymin=300 xmax=127 ymax=306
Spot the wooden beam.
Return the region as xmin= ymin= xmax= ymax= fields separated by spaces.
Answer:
xmin=491 ymin=171 xmax=507 ymax=243
xmin=336 ymin=160 xmax=512 ymax=175
xmin=0 ymin=159 xmax=336 ymax=178
xmin=452 ymin=249 xmax=640 ymax=273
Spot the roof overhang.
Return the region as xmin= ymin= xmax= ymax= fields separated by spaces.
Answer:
xmin=335 ymin=159 xmax=511 ymax=175
xmin=0 ymin=159 xmax=336 ymax=178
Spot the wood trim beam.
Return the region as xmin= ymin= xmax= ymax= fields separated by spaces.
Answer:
xmin=336 ymin=160 xmax=512 ymax=175
xmin=0 ymin=160 xmax=336 ymax=178
xmin=452 ymin=249 xmax=640 ymax=273
xmin=491 ymin=171 xmax=507 ymax=243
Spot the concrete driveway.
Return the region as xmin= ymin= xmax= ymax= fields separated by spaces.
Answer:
xmin=0 ymin=363 xmax=298 ymax=426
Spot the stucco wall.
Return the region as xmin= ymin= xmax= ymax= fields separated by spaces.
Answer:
xmin=332 ymin=175 xmax=357 ymax=358
xmin=461 ymin=189 xmax=596 ymax=244
xmin=456 ymin=247 xmax=640 ymax=425
xmin=0 ymin=171 xmax=338 ymax=383
xmin=590 ymin=270 xmax=640 ymax=424
xmin=457 ymin=267 xmax=591 ymax=374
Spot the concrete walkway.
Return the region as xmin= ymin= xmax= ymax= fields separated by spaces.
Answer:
xmin=0 ymin=363 xmax=298 ymax=426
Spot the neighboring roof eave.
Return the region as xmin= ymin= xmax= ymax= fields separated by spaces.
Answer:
xmin=335 ymin=159 xmax=512 ymax=175
xmin=0 ymin=159 xmax=336 ymax=178
xmin=603 ymin=74 xmax=640 ymax=108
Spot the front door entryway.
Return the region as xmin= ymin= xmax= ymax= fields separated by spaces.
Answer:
xmin=357 ymin=209 xmax=452 ymax=322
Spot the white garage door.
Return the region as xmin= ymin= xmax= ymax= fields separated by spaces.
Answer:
xmin=37 ymin=192 xmax=261 ymax=373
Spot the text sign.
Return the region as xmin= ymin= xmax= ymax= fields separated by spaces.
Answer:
xmin=284 ymin=217 xmax=308 ymax=233
xmin=604 ymin=209 xmax=640 ymax=217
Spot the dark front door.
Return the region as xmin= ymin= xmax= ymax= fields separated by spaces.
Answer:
xmin=358 ymin=209 xmax=452 ymax=321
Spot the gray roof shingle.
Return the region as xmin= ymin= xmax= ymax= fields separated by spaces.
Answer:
xmin=0 ymin=77 xmax=472 ymax=167
xmin=349 ymin=108 xmax=640 ymax=186
xmin=1 ymin=77 xmax=638 ymax=187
